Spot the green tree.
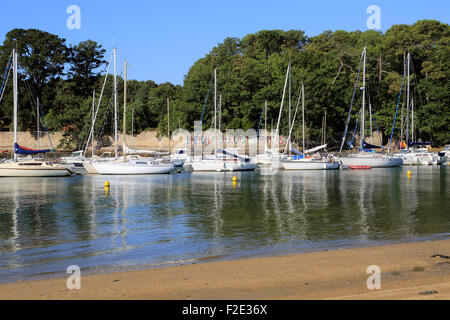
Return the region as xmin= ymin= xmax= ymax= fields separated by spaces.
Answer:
xmin=68 ymin=40 xmax=107 ymax=97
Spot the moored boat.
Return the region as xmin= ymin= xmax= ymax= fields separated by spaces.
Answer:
xmin=92 ymin=158 xmax=174 ymax=175
xmin=0 ymin=159 xmax=73 ymax=177
xmin=282 ymin=158 xmax=339 ymax=170
xmin=170 ymin=148 xmax=190 ymax=167
xmin=350 ymin=165 xmax=371 ymax=170
xmin=0 ymin=49 xmax=72 ymax=177
xmin=337 ymin=153 xmax=403 ymax=168
xmin=337 ymin=46 xmax=402 ymax=168
xmin=93 ymin=59 xmax=175 ymax=175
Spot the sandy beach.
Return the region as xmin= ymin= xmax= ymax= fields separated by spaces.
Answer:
xmin=1 ymin=239 xmax=449 ymax=300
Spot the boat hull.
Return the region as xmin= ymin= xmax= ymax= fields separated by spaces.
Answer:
xmin=253 ymin=154 xmax=273 ymax=165
xmin=171 ymin=160 xmax=185 ymax=167
xmin=433 ymin=155 xmax=447 ymax=165
xmin=92 ymin=161 xmax=175 ymax=175
xmin=282 ymin=160 xmax=339 ymax=170
xmin=394 ymin=152 xmax=446 ymax=166
xmin=190 ymin=160 xmax=257 ymax=172
xmin=337 ymin=156 xmax=403 ymax=168
xmin=0 ymin=164 xmax=72 ymax=177
xmin=83 ymin=162 xmax=99 ymax=174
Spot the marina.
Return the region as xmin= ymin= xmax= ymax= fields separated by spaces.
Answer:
xmin=0 ymin=1 xmax=448 ymax=304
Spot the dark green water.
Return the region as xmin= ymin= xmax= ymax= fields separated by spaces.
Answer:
xmin=0 ymin=166 xmax=449 ymax=283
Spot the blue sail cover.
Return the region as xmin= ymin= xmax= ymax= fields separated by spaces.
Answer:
xmin=14 ymin=143 xmax=53 ymax=155
xmin=362 ymin=140 xmax=382 ymax=150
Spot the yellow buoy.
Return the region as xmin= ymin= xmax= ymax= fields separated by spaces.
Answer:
xmin=104 ymin=181 xmax=110 ymax=187
xmin=232 ymin=176 xmax=237 ymax=182
xmin=407 ymin=170 xmax=412 ymax=177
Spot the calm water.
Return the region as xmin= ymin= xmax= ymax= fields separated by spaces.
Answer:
xmin=0 ymin=166 xmax=449 ymax=283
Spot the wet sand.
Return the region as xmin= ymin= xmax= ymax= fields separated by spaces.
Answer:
xmin=1 ymin=239 xmax=450 ymax=300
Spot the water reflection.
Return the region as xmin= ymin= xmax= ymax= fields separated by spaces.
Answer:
xmin=0 ymin=166 xmax=449 ymax=283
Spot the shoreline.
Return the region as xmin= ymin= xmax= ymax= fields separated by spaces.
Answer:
xmin=1 ymin=239 xmax=450 ymax=299
xmin=1 ymin=234 xmax=446 ymax=286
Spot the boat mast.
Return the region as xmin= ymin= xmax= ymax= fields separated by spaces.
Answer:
xmin=288 ymin=58 xmax=291 ymax=155
xmin=219 ymin=94 xmax=222 ymax=133
xmin=123 ymin=59 xmax=127 ymax=162
xmin=338 ymin=48 xmax=365 ymax=154
xmin=369 ymin=103 xmax=372 ymax=144
xmin=400 ymin=102 xmax=404 ymax=146
xmin=264 ymin=100 xmax=267 ymax=152
xmin=167 ymin=97 xmax=170 ymax=153
xmin=91 ymin=90 xmax=95 ymax=158
xmin=219 ymin=94 xmax=222 ymax=150
xmin=361 ymin=46 xmax=366 ymax=149
xmin=411 ymin=97 xmax=414 ymax=143
xmin=132 ymin=104 xmax=134 ymax=146
xmin=13 ymin=49 xmax=17 ymax=162
xmin=406 ymin=52 xmax=410 ymax=149
xmin=114 ymin=47 xmax=118 ymax=159
xmin=37 ymin=97 xmax=40 ymax=150
xmin=264 ymin=100 xmax=267 ymax=134
xmin=83 ymin=53 xmax=113 ymax=158
xmin=274 ymin=64 xmax=289 ymax=154
xmin=283 ymin=84 xmax=302 ymax=155
xmin=214 ymin=68 xmax=217 ymax=160
xmin=302 ymin=84 xmax=305 ymax=152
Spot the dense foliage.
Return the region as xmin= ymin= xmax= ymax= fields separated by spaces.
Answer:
xmin=0 ymin=20 xmax=448 ymax=150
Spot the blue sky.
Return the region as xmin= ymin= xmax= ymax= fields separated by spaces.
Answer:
xmin=1 ymin=0 xmax=448 ymax=85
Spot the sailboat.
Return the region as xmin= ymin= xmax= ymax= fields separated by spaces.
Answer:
xmin=268 ymin=63 xmax=292 ymax=170
xmin=336 ymin=46 xmax=403 ymax=168
xmin=392 ymin=52 xmax=446 ymax=166
xmin=281 ymin=84 xmax=339 ymax=170
xmin=82 ymin=47 xmax=130 ymax=174
xmin=253 ymin=101 xmax=279 ymax=165
xmin=76 ymin=49 xmax=118 ymax=174
xmin=92 ymin=59 xmax=174 ymax=175
xmin=190 ymin=69 xmax=257 ymax=172
xmin=0 ymin=49 xmax=73 ymax=177
xmin=170 ymin=148 xmax=190 ymax=167
xmin=60 ymin=90 xmax=98 ymax=174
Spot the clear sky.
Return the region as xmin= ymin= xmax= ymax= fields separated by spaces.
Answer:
xmin=1 ymin=0 xmax=448 ymax=85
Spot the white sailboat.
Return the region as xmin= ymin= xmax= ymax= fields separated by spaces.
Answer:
xmin=83 ymin=47 xmax=126 ymax=174
xmin=190 ymin=69 xmax=257 ymax=172
xmin=0 ymin=49 xmax=73 ymax=177
xmin=336 ymin=46 xmax=403 ymax=168
xmin=170 ymin=148 xmax=190 ymax=167
xmin=282 ymin=158 xmax=339 ymax=170
xmin=269 ymin=63 xmax=291 ymax=169
xmin=190 ymin=149 xmax=257 ymax=172
xmin=92 ymin=59 xmax=174 ymax=175
xmin=392 ymin=52 xmax=446 ymax=166
xmin=253 ymin=101 xmax=280 ymax=165
xmin=60 ymin=90 xmax=100 ymax=174
xmin=281 ymin=84 xmax=339 ymax=170
xmin=79 ymin=50 xmax=117 ymax=174
xmin=397 ymin=148 xmax=446 ymax=166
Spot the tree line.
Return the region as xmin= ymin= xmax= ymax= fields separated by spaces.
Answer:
xmin=0 ymin=20 xmax=448 ymax=151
